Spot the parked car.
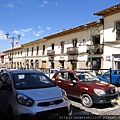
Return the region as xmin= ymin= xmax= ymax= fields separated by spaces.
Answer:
xmin=52 ymin=70 xmax=119 ymax=108
xmin=0 ymin=70 xmax=72 ymax=120
xmin=45 ymin=69 xmax=59 ymax=79
xmin=97 ymin=70 xmax=120 ymax=85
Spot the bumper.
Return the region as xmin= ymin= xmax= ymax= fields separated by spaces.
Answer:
xmin=91 ymin=92 xmax=119 ymax=104
xmin=12 ymin=99 xmax=72 ymax=120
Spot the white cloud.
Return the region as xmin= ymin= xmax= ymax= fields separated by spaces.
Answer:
xmin=32 ymin=30 xmax=44 ymax=37
xmin=6 ymin=3 xmax=14 ymax=8
xmin=43 ymin=1 xmax=48 ymax=4
xmin=55 ymin=2 xmax=58 ymax=6
xmin=38 ymin=1 xmax=48 ymax=7
xmin=38 ymin=26 xmax=42 ymax=29
xmin=0 ymin=30 xmax=7 ymax=40
xmin=12 ymin=28 xmax=32 ymax=36
xmin=46 ymin=27 xmax=51 ymax=30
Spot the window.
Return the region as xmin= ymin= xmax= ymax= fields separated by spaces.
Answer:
xmin=1 ymin=73 xmax=10 ymax=84
xmin=27 ymin=48 xmax=29 ymax=56
xmin=72 ymin=38 xmax=77 ymax=47
xmin=57 ymin=72 xmax=67 ymax=80
xmin=68 ymin=72 xmax=76 ymax=82
xmin=51 ymin=43 xmax=54 ymax=50
xmin=42 ymin=45 xmax=45 ymax=55
xmin=37 ymin=46 xmax=39 ymax=52
xmin=116 ymin=21 xmax=120 ymax=40
xmin=31 ymin=47 xmax=34 ymax=56
xmin=60 ymin=41 xmax=64 ymax=53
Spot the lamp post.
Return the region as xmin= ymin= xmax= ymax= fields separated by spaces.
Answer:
xmin=84 ymin=20 xmax=100 ymax=71
xmin=90 ymin=26 xmax=93 ymax=70
xmin=6 ymin=32 xmax=21 ymax=69
xmin=24 ymin=47 xmax=27 ymax=70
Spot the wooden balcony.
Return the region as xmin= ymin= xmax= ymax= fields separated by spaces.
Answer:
xmin=47 ymin=50 xmax=55 ymax=56
xmin=86 ymin=44 xmax=103 ymax=54
xmin=67 ymin=47 xmax=78 ymax=55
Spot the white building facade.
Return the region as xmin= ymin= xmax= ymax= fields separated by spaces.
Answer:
xmin=2 ymin=3 xmax=120 ymax=72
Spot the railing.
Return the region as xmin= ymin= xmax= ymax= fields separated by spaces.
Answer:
xmin=47 ymin=50 xmax=55 ymax=56
xmin=86 ymin=44 xmax=103 ymax=54
xmin=67 ymin=47 xmax=78 ymax=55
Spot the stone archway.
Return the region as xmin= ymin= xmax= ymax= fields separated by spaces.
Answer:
xmin=30 ymin=60 xmax=34 ymax=69
xmin=26 ymin=60 xmax=29 ymax=69
xmin=35 ymin=59 xmax=39 ymax=69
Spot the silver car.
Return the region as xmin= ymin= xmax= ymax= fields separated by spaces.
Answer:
xmin=0 ymin=70 xmax=72 ymax=120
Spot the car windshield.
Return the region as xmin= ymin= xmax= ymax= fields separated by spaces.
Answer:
xmin=76 ymin=72 xmax=100 ymax=82
xmin=13 ymin=73 xmax=56 ymax=90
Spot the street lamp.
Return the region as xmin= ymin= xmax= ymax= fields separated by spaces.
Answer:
xmin=84 ymin=20 xmax=100 ymax=71
xmin=6 ymin=32 xmax=21 ymax=69
xmin=24 ymin=47 xmax=27 ymax=69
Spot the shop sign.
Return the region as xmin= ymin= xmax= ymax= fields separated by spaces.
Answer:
xmin=60 ymin=56 xmax=64 ymax=60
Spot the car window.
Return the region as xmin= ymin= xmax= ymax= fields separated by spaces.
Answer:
xmin=51 ymin=70 xmax=58 ymax=73
xmin=68 ymin=72 xmax=77 ymax=82
xmin=1 ymin=73 xmax=10 ymax=84
xmin=114 ymin=70 xmax=120 ymax=75
xmin=76 ymin=72 xmax=99 ymax=82
xmin=56 ymin=72 xmax=67 ymax=80
xmin=13 ymin=73 xmax=56 ymax=89
xmin=104 ymin=71 xmax=110 ymax=76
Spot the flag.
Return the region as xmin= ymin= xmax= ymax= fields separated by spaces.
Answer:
xmin=16 ymin=40 xmax=18 ymax=44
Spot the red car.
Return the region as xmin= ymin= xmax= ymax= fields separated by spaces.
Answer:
xmin=52 ymin=70 xmax=119 ymax=107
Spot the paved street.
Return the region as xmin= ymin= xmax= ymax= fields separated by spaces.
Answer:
xmin=68 ymin=96 xmax=120 ymax=120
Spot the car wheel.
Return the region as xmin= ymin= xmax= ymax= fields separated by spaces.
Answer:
xmin=81 ymin=94 xmax=93 ymax=108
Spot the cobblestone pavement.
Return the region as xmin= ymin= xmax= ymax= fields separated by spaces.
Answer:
xmin=69 ymin=96 xmax=120 ymax=116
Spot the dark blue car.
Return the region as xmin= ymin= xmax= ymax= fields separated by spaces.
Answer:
xmin=97 ymin=70 xmax=120 ymax=85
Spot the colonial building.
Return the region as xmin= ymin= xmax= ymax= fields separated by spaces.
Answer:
xmin=2 ymin=3 xmax=120 ymax=72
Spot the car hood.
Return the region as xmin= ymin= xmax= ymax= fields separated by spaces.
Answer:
xmin=82 ymin=80 xmax=115 ymax=90
xmin=17 ymin=86 xmax=63 ymax=101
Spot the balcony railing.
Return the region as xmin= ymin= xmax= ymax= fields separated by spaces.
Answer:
xmin=86 ymin=44 xmax=103 ymax=54
xmin=47 ymin=50 xmax=55 ymax=56
xmin=67 ymin=47 xmax=78 ymax=55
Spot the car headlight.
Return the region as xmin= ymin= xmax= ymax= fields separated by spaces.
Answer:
xmin=61 ymin=89 xmax=67 ymax=96
xmin=94 ymin=89 xmax=105 ymax=95
xmin=16 ymin=94 xmax=34 ymax=107
xmin=61 ymin=89 xmax=68 ymax=101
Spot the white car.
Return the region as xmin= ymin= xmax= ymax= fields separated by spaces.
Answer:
xmin=0 ymin=70 xmax=72 ymax=119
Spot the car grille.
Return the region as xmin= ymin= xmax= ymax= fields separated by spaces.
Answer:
xmin=37 ymin=99 xmax=63 ymax=106
xmin=105 ymin=94 xmax=118 ymax=101
xmin=105 ymin=88 xmax=116 ymax=94
xmin=35 ymin=107 xmax=68 ymax=120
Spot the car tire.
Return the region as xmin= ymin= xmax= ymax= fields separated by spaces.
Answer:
xmin=81 ymin=94 xmax=93 ymax=108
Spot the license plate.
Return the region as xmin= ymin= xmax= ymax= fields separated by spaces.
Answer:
xmin=111 ymin=99 xmax=116 ymax=103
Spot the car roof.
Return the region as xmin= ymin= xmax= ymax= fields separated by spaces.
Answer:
xmin=57 ymin=70 xmax=86 ymax=73
xmin=6 ymin=70 xmax=42 ymax=74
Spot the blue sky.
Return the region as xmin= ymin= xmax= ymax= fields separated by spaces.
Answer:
xmin=0 ymin=0 xmax=120 ymax=52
